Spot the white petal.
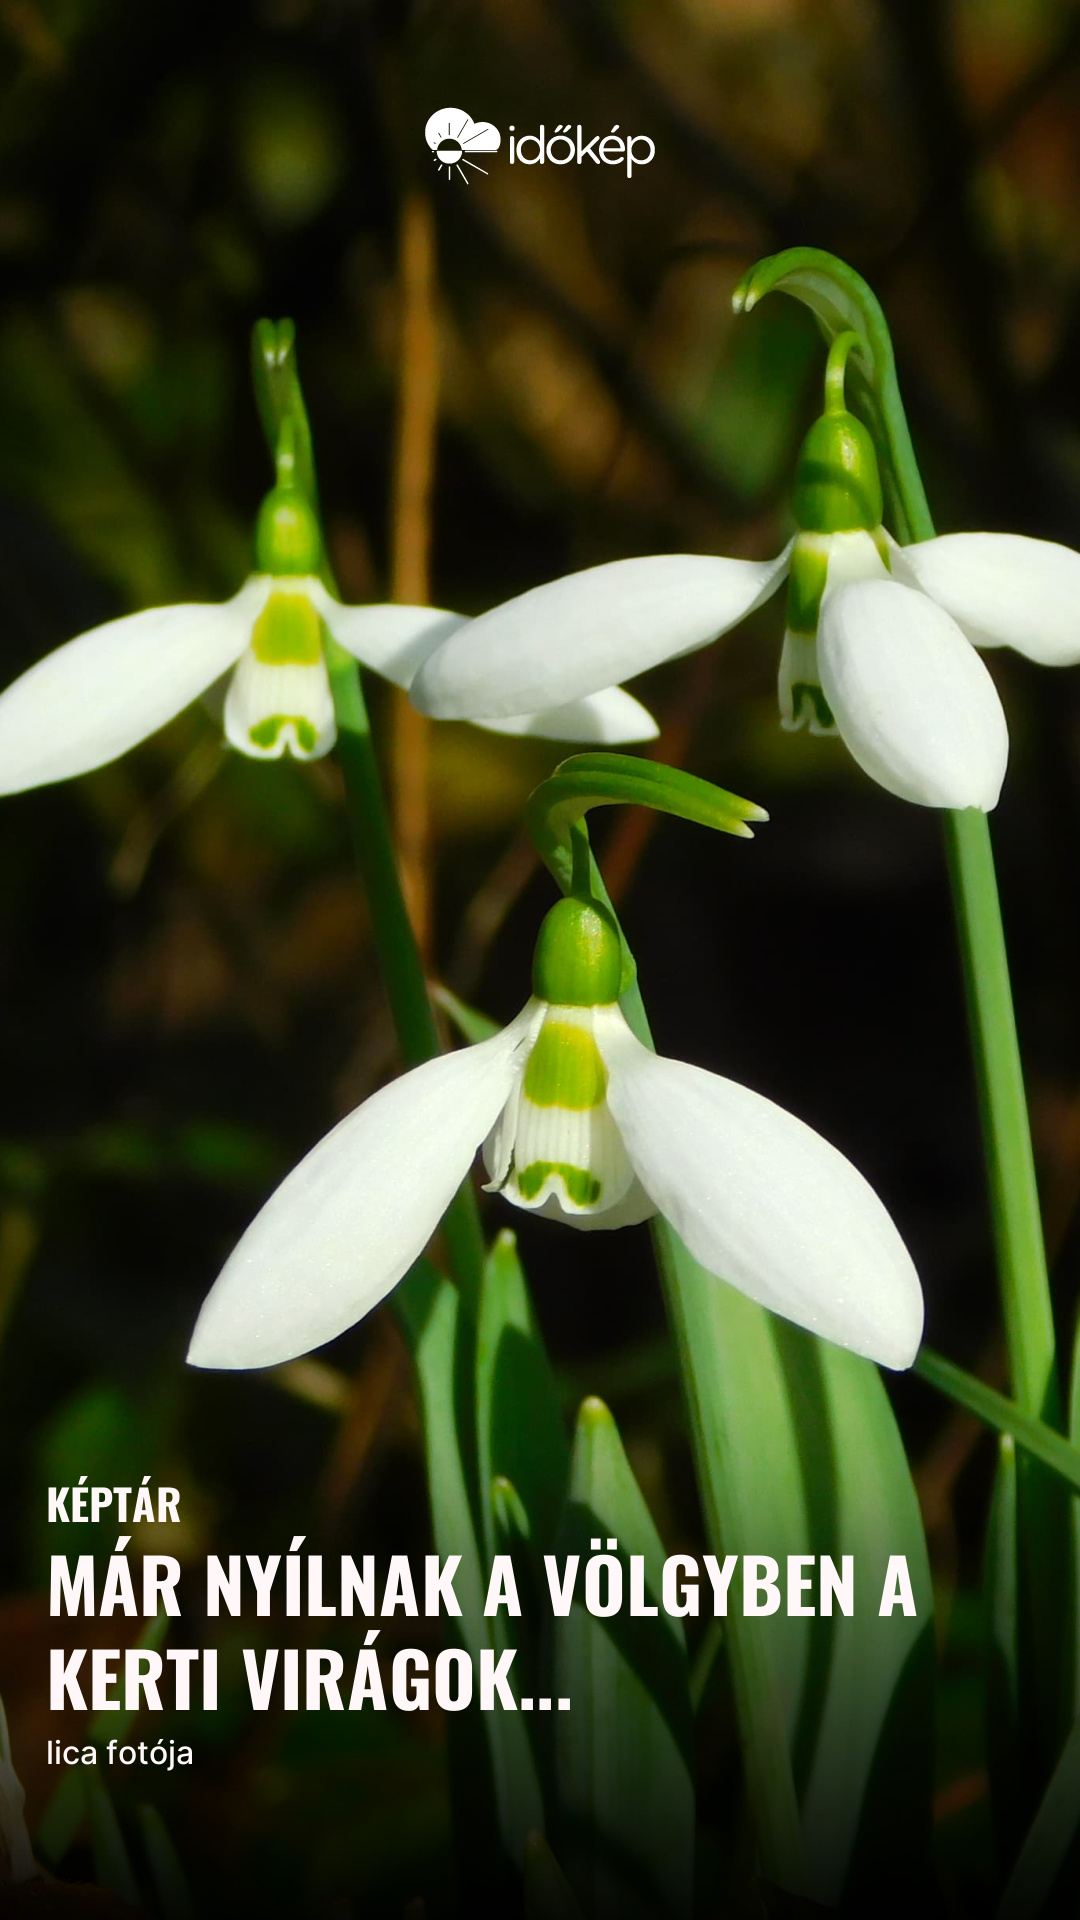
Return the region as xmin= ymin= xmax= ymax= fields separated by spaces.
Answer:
xmin=476 ymin=685 xmax=659 ymax=744
xmin=224 ymin=648 xmax=336 ymax=760
xmin=0 ymin=583 xmax=262 ymax=795
xmin=188 ymin=1018 xmax=530 ymax=1370
xmin=314 ymin=589 xmax=467 ymax=689
xmin=894 ymin=532 xmax=1080 ymax=665
xmin=777 ymin=630 xmax=836 ymax=735
xmin=411 ymin=549 xmax=791 ymax=720
xmin=818 ymin=578 xmax=1008 ymax=809
xmin=602 ymin=1029 xmax=924 ymax=1369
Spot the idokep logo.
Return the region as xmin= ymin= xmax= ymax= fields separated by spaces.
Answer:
xmin=509 ymin=123 xmax=655 ymax=177
xmin=423 ymin=109 xmax=656 ymax=183
xmin=425 ymin=109 xmax=501 ymax=182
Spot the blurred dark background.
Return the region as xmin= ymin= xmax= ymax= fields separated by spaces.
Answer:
xmin=3 ymin=0 xmax=1080 ymax=1910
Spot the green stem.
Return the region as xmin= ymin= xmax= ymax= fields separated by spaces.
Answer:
xmin=942 ymin=812 xmax=1057 ymax=1417
xmin=325 ymin=645 xmax=486 ymax=1304
xmin=251 ymin=323 xmax=485 ymax=1309
xmin=739 ymin=258 xmax=1057 ymax=1407
xmin=891 ymin=509 xmax=1056 ymax=1422
xmin=793 ymin=252 xmax=1062 ymax=1419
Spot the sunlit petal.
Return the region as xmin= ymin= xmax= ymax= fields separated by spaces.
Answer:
xmin=412 ymin=549 xmax=792 ymax=720
xmin=818 ymin=578 xmax=1008 ymax=810
xmin=479 ymin=685 xmax=659 ymax=744
xmin=0 ymin=583 xmax=262 ymax=795
xmin=603 ymin=1026 xmax=924 ymax=1369
xmin=187 ymin=1016 xmax=531 ymax=1370
xmin=315 ymin=590 xmax=466 ymax=688
xmin=894 ymin=531 xmax=1080 ymax=665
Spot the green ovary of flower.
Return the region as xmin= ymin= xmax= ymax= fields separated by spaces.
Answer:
xmin=531 ymin=896 xmax=622 ymax=1006
xmin=792 ymin=409 xmax=884 ymax=537
xmin=254 ymin=486 xmax=323 ymax=575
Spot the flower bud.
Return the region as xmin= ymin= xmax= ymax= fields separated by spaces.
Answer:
xmin=531 ymin=896 xmax=622 ymax=1007
xmin=255 ymin=486 xmax=323 ymax=576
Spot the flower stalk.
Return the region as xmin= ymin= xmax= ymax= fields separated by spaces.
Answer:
xmin=734 ymin=248 xmax=1058 ymax=1421
xmin=251 ymin=324 xmax=485 ymax=1306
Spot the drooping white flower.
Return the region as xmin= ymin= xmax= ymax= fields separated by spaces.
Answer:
xmin=188 ymin=897 xmax=923 ymax=1375
xmin=413 ymin=368 xmax=1080 ymax=811
xmin=0 ymin=488 xmax=656 ymax=797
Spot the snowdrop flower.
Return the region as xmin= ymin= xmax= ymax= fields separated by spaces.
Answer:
xmin=413 ymin=336 xmax=1080 ymax=810
xmin=188 ymin=893 xmax=923 ymax=1375
xmin=0 ymin=480 xmax=656 ymax=797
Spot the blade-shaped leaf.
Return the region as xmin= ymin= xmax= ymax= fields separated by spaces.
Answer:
xmin=997 ymin=1711 xmax=1080 ymax=1919
xmin=527 ymin=753 xmax=767 ymax=897
xmin=36 ymin=1612 xmax=170 ymax=1866
xmin=793 ymin=1336 xmax=935 ymax=1907
xmin=651 ymin=1225 xmax=809 ymax=1891
xmin=477 ymin=1229 xmax=570 ymax=1564
xmin=396 ymin=1262 xmax=545 ymax=1883
xmin=916 ymin=1350 xmax=1080 ymax=1494
xmin=984 ymin=1437 xmax=1023 ymax=1867
xmin=525 ymin=1829 xmax=587 ymax=1920
xmin=138 ymin=1804 xmax=196 ymax=1920
xmin=433 ymin=983 xmax=501 ymax=1046
xmin=553 ymin=1395 xmax=694 ymax=1920
xmin=85 ymin=1768 xmax=141 ymax=1907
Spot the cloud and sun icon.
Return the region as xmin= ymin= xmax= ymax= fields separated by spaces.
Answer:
xmin=424 ymin=109 xmax=501 ymax=182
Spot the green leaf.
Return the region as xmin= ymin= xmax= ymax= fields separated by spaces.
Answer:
xmin=794 ymin=1338 xmax=935 ymax=1907
xmin=527 ymin=753 xmax=767 ymax=893
xmin=36 ymin=1612 xmax=170 ymax=1866
xmin=984 ymin=1437 xmax=1023 ymax=1865
xmin=921 ymin=1350 xmax=1075 ymax=1803
xmin=524 ymin=1829 xmax=587 ymax=1920
xmin=396 ymin=1262 xmax=545 ymax=1884
xmin=85 ymin=1768 xmax=141 ymax=1907
xmin=137 ymin=1803 xmax=196 ymax=1920
xmin=433 ymin=983 xmax=501 ymax=1046
xmin=997 ymin=1710 xmax=1080 ymax=1919
xmin=553 ymin=1396 xmax=694 ymax=1920
xmin=916 ymin=1350 xmax=1080 ymax=1495
xmin=650 ymin=1224 xmax=808 ymax=1894
xmin=476 ymin=1230 xmax=570 ymax=1564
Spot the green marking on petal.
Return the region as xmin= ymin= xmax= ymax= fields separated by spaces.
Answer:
xmin=523 ymin=1021 xmax=608 ymax=1110
xmin=516 ymin=1160 xmax=602 ymax=1206
xmin=786 ymin=538 xmax=830 ymax=637
xmin=251 ymin=592 xmax=324 ymax=666
xmin=249 ymin=714 xmax=318 ymax=753
xmin=791 ymin=683 xmax=836 ymax=731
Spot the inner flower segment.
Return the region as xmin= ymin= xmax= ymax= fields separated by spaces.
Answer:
xmin=779 ymin=529 xmax=890 ymax=737
xmin=224 ymin=585 xmax=336 ymax=761
xmin=483 ymin=1004 xmax=641 ymax=1226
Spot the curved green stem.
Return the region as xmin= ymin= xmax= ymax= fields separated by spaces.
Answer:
xmin=253 ymin=322 xmax=485 ymax=1308
xmin=736 ymin=248 xmax=1058 ymax=1421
